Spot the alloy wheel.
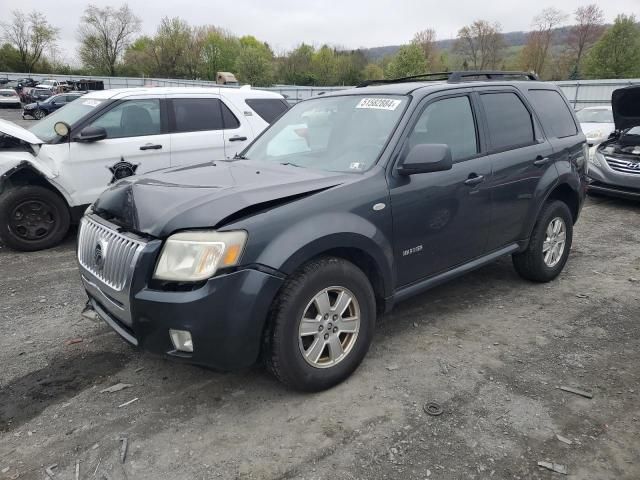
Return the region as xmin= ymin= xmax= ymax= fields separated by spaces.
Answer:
xmin=542 ymin=217 xmax=566 ymax=268
xmin=298 ymin=286 xmax=361 ymax=369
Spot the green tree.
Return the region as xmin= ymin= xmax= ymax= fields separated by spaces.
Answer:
xmin=122 ymin=36 xmax=157 ymax=76
xmin=335 ymin=50 xmax=367 ymax=85
xmin=311 ymin=45 xmax=338 ymax=85
xmin=0 ymin=43 xmax=22 ymax=71
xmin=199 ymin=27 xmax=240 ymax=80
xmin=279 ymin=43 xmax=315 ymax=85
xmin=77 ymin=4 xmax=140 ymax=75
xmin=385 ymin=43 xmax=427 ymax=78
xmin=236 ymin=45 xmax=273 ymax=86
xmin=152 ymin=17 xmax=194 ymax=78
xmin=584 ymin=14 xmax=640 ymax=79
xmin=2 ymin=10 xmax=59 ymax=72
xmin=362 ymin=63 xmax=384 ymax=81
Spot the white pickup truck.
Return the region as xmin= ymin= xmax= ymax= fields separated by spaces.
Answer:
xmin=0 ymin=86 xmax=289 ymax=251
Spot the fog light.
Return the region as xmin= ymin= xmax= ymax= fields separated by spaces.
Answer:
xmin=169 ymin=329 xmax=193 ymax=352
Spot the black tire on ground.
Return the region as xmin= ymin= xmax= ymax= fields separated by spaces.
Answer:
xmin=512 ymin=200 xmax=573 ymax=283
xmin=0 ymin=185 xmax=71 ymax=251
xmin=34 ymin=109 xmax=46 ymax=120
xmin=266 ymin=256 xmax=376 ymax=392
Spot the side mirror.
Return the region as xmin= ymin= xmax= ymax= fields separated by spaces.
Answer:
xmin=53 ymin=121 xmax=70 ymax=137
xmin=397 ymin=144 xmax=453 ymax=175
xmin=76 ymin=125 xmax=107 ymax=143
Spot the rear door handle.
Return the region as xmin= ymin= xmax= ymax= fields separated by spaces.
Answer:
xmin=228 ymin=136 xmax=247 ymax=142
xmin=533 ymin=156 xmax=550 ymax=166
xmin=464 ymin=174 xmax=485 ymax=186
xmin=139 ymin=144 xmax=162 ymax=151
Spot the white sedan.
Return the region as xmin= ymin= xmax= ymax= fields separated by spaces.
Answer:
xmin=576 ymin=106 xmax=615 ymax=148
xmin=0 ymin=89 xmax=21 ymax=108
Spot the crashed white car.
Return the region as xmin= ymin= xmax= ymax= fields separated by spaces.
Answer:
xmin=576 ymin=106 xmax=615 ymax=158
xmin=0 ymin=87 xmax=289 ymax=251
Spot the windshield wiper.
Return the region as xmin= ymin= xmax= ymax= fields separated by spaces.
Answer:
xmin=280 ymin=162 xmax=302 ymax=167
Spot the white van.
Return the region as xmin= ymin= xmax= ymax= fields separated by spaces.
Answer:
xmin=0 ymin=86 xmax=289 ymax=250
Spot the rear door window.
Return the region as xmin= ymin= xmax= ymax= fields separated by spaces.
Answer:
xmin=528 ymin=89 xmax=578 ymax=138
xmin=245 ymin=98 xmax=290 ymax=123
xmin=172 ymin=98 xmax=224 ymax=133
xmin=480 ymin=92 xmax=535 ymax=151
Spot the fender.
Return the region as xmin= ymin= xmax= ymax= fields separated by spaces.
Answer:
xmin=518 ymin=161 xmax=582 ymax=246
xmin=0 ymin=158 xmax=73 ymax=205
xmin=253 ymin=211 xmax=395 ymax=299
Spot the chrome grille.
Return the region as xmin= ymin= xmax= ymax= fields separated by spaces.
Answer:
xmin=605 ymin=156 xmax=640 ymax=175
xmin=77 ymin=217 xmax=146 ymax=291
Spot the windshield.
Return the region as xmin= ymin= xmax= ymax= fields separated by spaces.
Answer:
xmin=30 ymin=98 xmax=107 ymax=143
xmin=576 ymin=108 xmax=613 ymax=123
xmin=243 ymin=95 xmax=407 ymax=173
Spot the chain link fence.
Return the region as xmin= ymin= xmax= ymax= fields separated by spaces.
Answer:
xmin=2 ymin=71 xmax=639 ymax=108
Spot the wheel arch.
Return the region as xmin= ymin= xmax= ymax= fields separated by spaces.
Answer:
xmin=545 ymin=182 xmax=580 ymax=224
xmin=1 ymin=163 xmax=70 ymax=209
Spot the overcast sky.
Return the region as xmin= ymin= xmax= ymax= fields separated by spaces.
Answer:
xmin=3 ymin=0 xmax=638 ymax=64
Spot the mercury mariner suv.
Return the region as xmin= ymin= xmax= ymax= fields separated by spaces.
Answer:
xmin=77 ymin=71 xmax=587 ymax=391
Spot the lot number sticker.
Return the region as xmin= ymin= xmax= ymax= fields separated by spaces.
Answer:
xmin=356 ymin=98 xmax=401 ymax=111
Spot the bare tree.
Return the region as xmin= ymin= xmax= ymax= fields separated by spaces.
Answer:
xmin=78 ymin=4 xmax=141 ymax=75
xmin=521 ymin=8 xmax=568 ymax=77
xmin=454 ymin=20 xmax=504 ymax=70
xmin=567 ymin=4 xmax=605 ymax=77
xmin=412 ymin=29 xmax=439 ymax=70
xmin=2 ymin=10 xmax=58 ymax=72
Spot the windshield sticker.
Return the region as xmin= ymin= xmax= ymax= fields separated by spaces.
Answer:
xmin=356 ymin=98 xmax=401 ymax=111
xmin=82 ymin=99 xmax=102 ymax=107
xmin=349 ymin=162 xmax=365 ymax=170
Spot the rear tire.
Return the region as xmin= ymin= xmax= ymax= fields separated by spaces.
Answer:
xmin=0 ymin=185 xmax=71 ymax=251
xmin=512 ymin=200 xmax=573 ymax=282
xmin=266 ymin=257 xmax=376 ymax=391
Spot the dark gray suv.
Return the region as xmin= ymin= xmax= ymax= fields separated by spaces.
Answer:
xmin=78 ymin=71 xmax=587 ymax=391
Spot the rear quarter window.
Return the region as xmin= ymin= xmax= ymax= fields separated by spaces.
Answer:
xmin=245 ymin=98 xmax=290 ymax=123
xmin=528 ymin=89 xmax=578 ymax=138
xmin=480 ymin=92 xmax=535 ymax=152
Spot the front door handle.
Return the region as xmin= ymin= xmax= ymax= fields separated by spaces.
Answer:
xmin=533 ymin=156 xmax=550 ymax=166
xmin=139 ymin=144 xmax=162 ymax=151
xmin=464 ymin=174 xmax=485 ymax=186
xmin=228 ymin=136 xmax=247 ymax=142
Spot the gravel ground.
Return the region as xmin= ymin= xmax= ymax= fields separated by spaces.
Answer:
xmin=0 ymin=106 xmax=639 ymax=480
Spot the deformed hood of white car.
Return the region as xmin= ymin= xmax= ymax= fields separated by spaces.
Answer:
xmin=0 ymin=118 xmax=43 ymax=145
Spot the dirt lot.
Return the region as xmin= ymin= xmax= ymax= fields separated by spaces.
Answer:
xmin=0 ymin=106 xmax=639 ymax=480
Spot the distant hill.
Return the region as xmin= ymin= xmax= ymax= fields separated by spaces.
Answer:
xmin=361 ymin=26 xmax=580 ymax=61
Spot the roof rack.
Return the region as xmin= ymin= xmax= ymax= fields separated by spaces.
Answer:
xmin=356 ymin=70 xmax=538 ymax=88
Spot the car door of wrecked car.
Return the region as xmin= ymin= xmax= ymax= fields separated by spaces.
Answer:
xmin=388 ymin=90 xmax=492 ymax=287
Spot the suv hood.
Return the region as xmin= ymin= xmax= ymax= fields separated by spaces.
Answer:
xmin=612 ymin=85 xmax=640 ymax=131
xmin=0 ymin=119 xmax=43 ymax=145
xmin=92 ymin=160 xmax=351 ymax=238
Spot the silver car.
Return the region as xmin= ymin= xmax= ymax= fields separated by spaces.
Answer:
xmin=588 ymin=85 xmax=640 ymax=200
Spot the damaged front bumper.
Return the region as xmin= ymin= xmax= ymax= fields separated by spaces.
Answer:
xmin=78 ymin=215 xmax=284 ymax=370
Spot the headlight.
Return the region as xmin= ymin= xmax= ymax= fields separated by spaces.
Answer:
xmin=153 ymin=230 xmax=247 ymax=282
xmin=590 ymin=151 xmax=603 ymax=168
xmin=586 ymin=129 xmax=607 ymax=143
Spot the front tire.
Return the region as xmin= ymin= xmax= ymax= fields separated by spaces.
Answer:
xmin=0 ymin=185 xmax=71 ymax=251
xmin=512 ymin=200 xmax=573 ymax=282
xmin=34 ymin=109 xmax=46 ymax=120
xmin=266 ymin=257 xmax=376 ymax=391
